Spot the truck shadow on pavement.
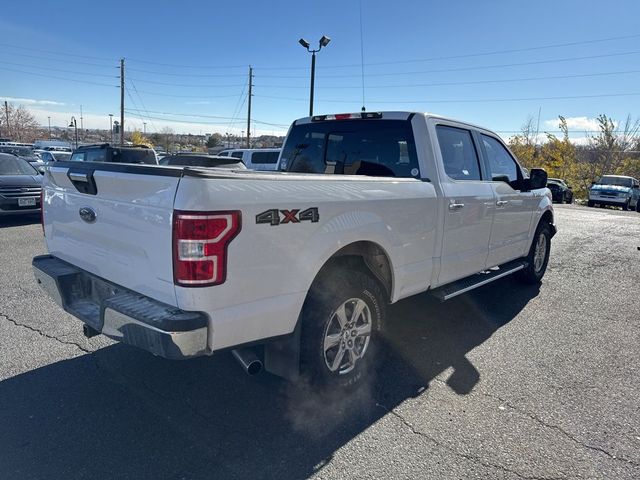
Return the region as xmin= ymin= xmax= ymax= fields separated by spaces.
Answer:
xmin=0 ymin=277 xmax=539 ymax=480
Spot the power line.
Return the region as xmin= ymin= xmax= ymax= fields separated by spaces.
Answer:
xmin=126 ymin=32 xmax=640 ymax=71
xmin=254 ymin=92 xmax=640 ymax=104
xmin=128 ymin=76 xmax=247 ymax=87
xmin=128 ymin=78 xmax=157 ymax=133
xmin=134 ymin=89 xmax=244 ymax=99
xmin=256 ymin=69 xmax=640 ymax=90
xmin=0 ymin=42 xmax=116 ymax=62
xmin=127 ymin=67 xmax=250 ymax=78
xmin=0 ymin=59 xmax=118 ymax=78
xmin=126 ymin=108 xmax=289 ymax=127
xmin=259 ymin=50 xmax=640 ymax=79
xmin=0 ymin=51 xmax=117 ymax=68
xmin=0 ymin=66 xmax=118 ymax=87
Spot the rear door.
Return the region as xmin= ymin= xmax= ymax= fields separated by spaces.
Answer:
xmin=43 ymin=163 xmax=181 ymax=305
xmin=479 ymin=134 xmax=536 ymax=267
xmin=433 ymin=123 xmax=495 ymax=285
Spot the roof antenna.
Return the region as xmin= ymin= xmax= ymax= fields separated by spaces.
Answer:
xmin=359 ymin=0 xmax=366 ymax=112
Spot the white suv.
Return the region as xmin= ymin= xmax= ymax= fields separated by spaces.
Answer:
xmin=217 ymin=148 xmax=281 ymax=171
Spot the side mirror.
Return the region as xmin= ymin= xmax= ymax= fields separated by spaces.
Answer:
xmin=526 ymin=168 xmax=547 ymax=190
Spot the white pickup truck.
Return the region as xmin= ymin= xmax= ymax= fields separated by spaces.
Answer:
xmin=33 ymin=112 xmax=555 ymax=388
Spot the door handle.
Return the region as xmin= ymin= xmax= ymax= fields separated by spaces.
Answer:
xmin=68 ymin=172 xmax=89 ymax=183
xmin=448 ymin=202 xmax=465 ymax=211
xmin=496 ymin=200 xmax=509 ymax=207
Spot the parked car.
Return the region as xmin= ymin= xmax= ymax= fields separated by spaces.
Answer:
xmin=69 ymin=144 xmax=158 ymax=165
xmin=0 ymin=145 xmax=44 ymax=173
xmin=588 ymin=175 xmax=640 ymax=211
xmin=546 ymin=178 xmax=573 ymax=204
xmin=33 ymin=140 xmax=73 ymax=151
xmin=161 ymin=153 xmax=246 ymax=169
xmin=0 ymin=153 xmax=42 ymax=216
xmin=219 ymin=148 xmax=281 ymax=171
xmin=34 ymin=150 xmax=72 ymax=163
xmin=33 ymin=111 xmax=554 ymax=388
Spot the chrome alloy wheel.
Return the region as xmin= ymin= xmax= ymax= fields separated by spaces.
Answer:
xmin=533 ymin=233 xmax=547 ymax=273
xmin=322 ymin=297 xmax=372 ymax=375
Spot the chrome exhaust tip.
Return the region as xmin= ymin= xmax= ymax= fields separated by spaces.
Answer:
xmin=232 ymin=348 xmax=263 ymax=376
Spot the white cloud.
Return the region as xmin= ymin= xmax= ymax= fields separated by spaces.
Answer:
xmin=543 ymin=116 xmax=610 ymax=132
xmin=1 ymin=96 xmax=66 ymax=106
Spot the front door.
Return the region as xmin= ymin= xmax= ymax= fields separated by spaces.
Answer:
xmin=435 ymin=124 xmax=495 ymax=286
xmin=479 ymin=134 xmax=537 ymax=267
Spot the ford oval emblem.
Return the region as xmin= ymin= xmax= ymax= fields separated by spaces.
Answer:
xmin=79 ymin=207 xmax=96 ymax=224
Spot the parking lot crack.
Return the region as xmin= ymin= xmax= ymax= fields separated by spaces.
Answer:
xmin=376 ymin=403 xmax=564 ymax=480
xmin=0 ymin=312 xmax=91 ymax=353
xmin=477 ymin=391 xmax=639 ymax=468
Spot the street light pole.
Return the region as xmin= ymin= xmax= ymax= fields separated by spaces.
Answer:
xmin=69 ymin=117 xmax=78 ymax=149
xmin=109 ymin=114 xmax=113 ymax=143
xmin=47 ymin=116 xmax=51 ymax=139
xmin=299 ymin=35 xmax=331 ymax=117
xmin=143 ymin=122 xmax=147 ymax=135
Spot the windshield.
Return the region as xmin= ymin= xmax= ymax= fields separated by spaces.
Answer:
xmin=281 ymin=119 xmax=420 ymax=178
xmin=0 ymin=146 xmax=37 ymax=159
xmin=597 ymin=176 xmax=633 ymax=187
xmin=0 ymin=155 xmax=37 ymax=175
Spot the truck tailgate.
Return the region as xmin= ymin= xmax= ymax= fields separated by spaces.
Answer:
xmin=43 ymin=164 xmax=180 ymax=306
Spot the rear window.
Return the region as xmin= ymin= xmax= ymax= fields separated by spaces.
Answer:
xmin=250 ymin=151 xmax=279 ymax=164
xmin=231 ymin=151 xmax=244 ymax=159
xmin=280 ymin=119 xmax=419 ymax=178
xmin=112 ymin=149 xmax=157 ymax=165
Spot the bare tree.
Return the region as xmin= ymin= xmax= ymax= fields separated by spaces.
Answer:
xmin=0 ymin=103 xmax=40 ymax=142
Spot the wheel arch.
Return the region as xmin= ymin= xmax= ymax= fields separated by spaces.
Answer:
xmin=312 ymin=240 xmax=394 ymax=302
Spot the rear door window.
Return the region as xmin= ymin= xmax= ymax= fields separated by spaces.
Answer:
xmin=281 ymin=119 xmax=419 ymax=178
xmin=85 ymin=149 xmax=107 ymax=162
xmin=70 ymin=152 xmax=85 ymax=162
xmin=231 ymin=151 xmax=244 ymax=159
xmin=250 ymin=151 xmax=279 ymax=164
xmin=435 ymin=125 xmax=482 ymax=181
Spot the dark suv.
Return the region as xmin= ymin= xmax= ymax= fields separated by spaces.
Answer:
xmin=69 ymin=144 xmax=157 ymax=165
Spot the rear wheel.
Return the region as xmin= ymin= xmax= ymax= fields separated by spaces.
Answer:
xmin=299 ymin=267 xmax=386 ymax=389
xmin=622 ymin=201 xmax=629 ymax=211
xmin=587 ymin=200 xmax=594 ymax=207
xmin=636 ymin=201 xmax=640 ymax=213
xmin=516 ymin=222 xmax=551 ymax=284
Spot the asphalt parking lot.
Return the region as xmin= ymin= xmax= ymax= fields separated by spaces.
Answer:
xmin=0 ymin=204 xmax=639 ymax=480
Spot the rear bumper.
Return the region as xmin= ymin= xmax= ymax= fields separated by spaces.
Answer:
xmin=32 ymin=255 xmax=210 ymax=359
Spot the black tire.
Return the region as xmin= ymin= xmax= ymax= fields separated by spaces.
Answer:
xmin=516 ymin=222 xmax=551 ymax=284
xmin=636 ymin=201 xmax=640 ymax=213
xmin=299 ymin=267 xmax=386 ymax=389
xmin=622 ymin=201 xmax=629 ymax=211
xmin=587 ymin=200 xmax=594 ymax=207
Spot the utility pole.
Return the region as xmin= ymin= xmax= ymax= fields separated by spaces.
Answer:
xmin=120 ymin=58 xmax=125 ymax=145
xmin=80 ymin=105 xmax=84 ymax=139
xmin=247 ymin=66 xmax=252 ymax=148
xmin=47 ymin=116 xmax=51 ymax=139
xmin=143 ymin=122 xmax=146 ymax=135
xmin=4 ymin=101 xmax=9 ymax=138
xmin=109 ymin=114 xmax=113 ymax=143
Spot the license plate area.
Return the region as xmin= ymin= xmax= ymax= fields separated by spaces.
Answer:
xmin=18 ymin=197 xmax=37 ymax=207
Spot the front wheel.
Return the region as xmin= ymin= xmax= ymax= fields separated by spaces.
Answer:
xmin=636 ymin=201 xmax=640 ymax=213
xmin=516 ymin=222 xmax=551 ymax=284
xmin=299 ymin=267 xmax=386 ymax=389
xmin=587 ymin=200 xmax=594 ymax=207
xmin=622 ymin=201 xmax=629 ymax=211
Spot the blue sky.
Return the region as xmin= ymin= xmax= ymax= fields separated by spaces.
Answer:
xmin=1 ymin=0 xmax=639 ymax=140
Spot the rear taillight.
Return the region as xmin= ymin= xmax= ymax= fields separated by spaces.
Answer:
xmin=172 ymin=210 xmax=241 ymax=287
xmin=40 ymin=188 xmax=45 ymax=236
